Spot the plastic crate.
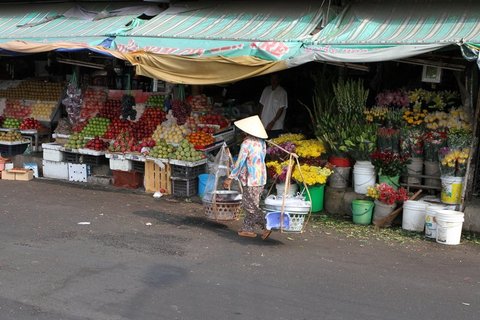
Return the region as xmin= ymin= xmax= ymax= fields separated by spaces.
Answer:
xmin=42 ymin=160 xmax=69 ymax=180
xmin=171 ymin=163 xmax=206 ymax=178
xmin=0 ymin=142 xmax=29 ymax=157
xmin=144 ymin=160 xmax=171 ymax=194
xmin=112 ymin=170 xmax=143 ymax=189
xmin=82 ymin=154 xmax=108 ymax=166
xmin=132 ymin=160 xmax=145 ymax=174
xmin=171 ymin=177 xmax=198 ymax=197
xmin=64 ymin=152 xmax=81 ymax=164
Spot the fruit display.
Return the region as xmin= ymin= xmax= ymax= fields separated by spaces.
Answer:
xmin=81 ymin=117 xmax=110 ymax=137
xmin=65 ymin=132 xmax=87 ymax=149
xmin=0 ymin=116 xmax=4 ymax=127
xmin=19 ymin=118 xmax=42 ymax=130
xmin=146 ymin=94 xmax=166 ymax=109
xmin=133 ymin=107 xmax=166 ymax=140
xmin=172 ymin=139 xmax=206 ymax=161
xmin=3 ymin=118 xmax=21 ymax=129
xmin=72 ymin=121 xmax=88 ymax=133
xmin=80 ymin=87 xmax=108 ymax=121
xmin=131 ymin=137 xmax=156 ymax=153
xmin=103 ymin=118 xmax=134 ymax=139
xmin=186 ymin=94 xmax=211 ymax=112
xmin=108 ymin=131 xmax=137 ymax=153
xmin=151 ymin=112 xmax=190 ymax=144
xmin=84 ymin=136 xmax=109 ymax=151
xmin=187 ymin=131 xmax=215 ymax=149
xmin=199 ymin=114 xmax=230 ymax=129
xmin=30 ymin=101 xmax=56 ymax=121
xmin=0 ymin=130 xmax=24 ymax=142
xmin=4 ymin=99 xmax=31 ymax=119
xmin=149 ymin=139 xmax=176 ymax=159
xmin=0 ymin=80 xmax=63 ymax=100
xmin=98 ymin=99 xmax=121 ymax=120
xmin=171 ymin=99 xmax=191 ymax=125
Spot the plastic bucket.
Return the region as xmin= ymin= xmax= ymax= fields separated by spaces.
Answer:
xmin=328 ymin=166 xmax=351 ymax=189
xmin=198 ymin=173 xmax=213 ymax=198
xmin=328 ymin=156 xmax=352 ymax=168
xmin=425 ymin=204 xmax=447 ymax=239
xmin=351 ymin=200 xmax=374 ymax=225
xmin=406 ymin=158 xmax=423 ymax=185
xmin=276 ymin=183 xmax=298 ymax=197
xmin=424 ymin=161 xmax=441 ymax=188
xmin=304 ymin=184 xmax=325 ymax=212
xmin=372 ymin=200 xmax=396 ymax=227
xmin=402 ymin=200 xmax=428 ymax=232
xmin=378 ymin=175 xmax=400 ymax=190
xmin=353 ymin=161 xmax=375 ymax=194
xmin=435 ymin=210 xmax=465 ymax=245
xmin=441 ymin=176 xmax=464 ymax=205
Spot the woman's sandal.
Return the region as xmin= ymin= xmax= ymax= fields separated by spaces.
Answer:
xmin=238 ymin=230 xmax=257 ymax=238
xmin=261 ymin=229 xmax=272 ymax=240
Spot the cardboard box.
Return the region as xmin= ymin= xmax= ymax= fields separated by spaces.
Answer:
xmin=1 ymin=169 xmax=34 ymax=181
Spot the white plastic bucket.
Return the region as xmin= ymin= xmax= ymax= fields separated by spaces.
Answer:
xmin=435 ymin=210 xmax=464 ymax=245
xmin=406 ymin=158 xmax=423 ymax=184
xmin=353 ymin=162 xmax=375 ymax=194
xmin=425 ymin=204 xmax=447 ymax=239
xmin=440 ymin=176 xmax=464 ymax=205
xmin=402 ymin=200 xmax=428 ymax=232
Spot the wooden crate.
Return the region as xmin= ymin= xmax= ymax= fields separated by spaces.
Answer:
xmin=144 ymin=160 xmax=171 ymax=194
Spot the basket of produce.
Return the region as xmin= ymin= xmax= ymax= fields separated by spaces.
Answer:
xmin=203 ymin=199 xmax=242 ymax=221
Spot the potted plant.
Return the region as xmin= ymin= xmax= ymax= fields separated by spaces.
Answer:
xmin=367 ymin=183 xmax=409 ymax=227
xmin=292 ymin=164 xmax=333 ymax=212
xmin=370 ymin=150 xmax=411 ymax=189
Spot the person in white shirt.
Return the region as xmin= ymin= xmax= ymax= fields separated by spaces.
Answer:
xmin=259 ymin=73 xmax=288 ymax=138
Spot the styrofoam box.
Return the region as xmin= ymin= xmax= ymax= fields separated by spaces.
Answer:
xmin=109 ymin=158 xmax=133 ymax=172
xmin=68 ymin=163 xmax=91 ymax=182
xmin=42 ymin=160 xmax=69 ymax=180
xmin=42 ymin=143 xmax=64 ymax=162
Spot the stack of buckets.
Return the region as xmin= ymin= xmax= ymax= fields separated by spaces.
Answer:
xmin=402 ymin=200 xmax=465 ymax=245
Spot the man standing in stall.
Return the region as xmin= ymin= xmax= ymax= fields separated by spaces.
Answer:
xmin=259 ymin=73 xmax=288 ymax=139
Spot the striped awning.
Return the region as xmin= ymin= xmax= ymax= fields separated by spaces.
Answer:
xmin=304 ymin=0 xmax=480 ymax=64
xmin=311 ymin=0 xmax=480 ymax=45
xmin=0 ymin=2 xmax=159 ymax=44
xmin=112 ymin=1 xmax=336 ymax=61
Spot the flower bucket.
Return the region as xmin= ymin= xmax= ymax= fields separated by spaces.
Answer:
xmin=303 ymin=184 xmax=325 ymax=212
xmin=351 ymin=200 xmax=374 ymax=225
xmin=405 ymin=158 xmax=423 ymax=185
xmin=402 ymin=200 xmax=428 ymax=232
xmin=435 ymin=210 xmax=464 ymax=245
xmin=353 ymin=161 xmax=375 ymax=194
xmin=328 ymin=166 xmax=351 ymax=189
xmin=378 ymin=175 xmax=400 ymax=190
xmin=424 ymin=161 xmax=441 ymax=188
xmin=372 ymin=200 xmax=396 ymax=227
xmin=440 ymin=176 xmax=464 ymax=204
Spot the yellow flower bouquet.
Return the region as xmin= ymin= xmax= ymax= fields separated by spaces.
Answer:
xmin=295 ymin=139 xmax=326 ymax=159
xmin=292 ymin=164 xmax=333 ymax=186
xmin=438 ymin=147 xmax=470 ymax=177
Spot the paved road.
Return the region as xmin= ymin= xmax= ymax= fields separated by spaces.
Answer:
xmin=0 ymin=180 xmax=479 ymax=320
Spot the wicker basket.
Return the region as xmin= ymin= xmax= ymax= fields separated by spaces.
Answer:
xmin=203 ymin=200 xmax=241 ymax=221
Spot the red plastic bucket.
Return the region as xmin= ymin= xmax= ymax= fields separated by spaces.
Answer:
xmin=328 ymin=156 xmax=351 ymax=168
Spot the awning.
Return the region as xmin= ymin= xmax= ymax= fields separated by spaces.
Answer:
xmin=305 ymin=0 xmax=480 ymax=63
xmin=0 ymin=2 xmax=160 ymax=52
xmin=111 ymin=1 xmax=335 ymax=84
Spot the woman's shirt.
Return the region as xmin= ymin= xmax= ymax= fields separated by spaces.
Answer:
xmin=229 ymin=136 xmax=267 ymax=187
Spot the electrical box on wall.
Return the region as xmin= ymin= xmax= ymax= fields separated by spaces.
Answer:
xmin=422 ymin=65 xmax=442 ymax=83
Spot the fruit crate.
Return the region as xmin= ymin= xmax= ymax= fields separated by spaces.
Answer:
xmin=63 ymin=151 xmax=81 ymax=164
xmin=112 ymin=170 xmax=143 ymax=189
xmin=171 ymin=163 xmax=206 ymax=179
xmin=144 ymin=160 xmax=171 ymax=194
xmin=171 ymin=177 xmax=198 ymax=197
xmin=0 ymin=141 xmax=29 ymax=157
xmin=64 ymin=151 xmax=108 ymax=166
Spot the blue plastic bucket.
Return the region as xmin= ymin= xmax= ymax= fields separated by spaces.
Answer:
xmin=198 ymin=173 xmax=213 ymax=198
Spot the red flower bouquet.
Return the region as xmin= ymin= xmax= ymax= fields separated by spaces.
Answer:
xmin=370 ymin=150 xmax=411 ymax=176
xmin=367 ymin=183 xmax=409 ymax=205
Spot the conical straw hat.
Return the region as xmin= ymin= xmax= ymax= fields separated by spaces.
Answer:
xmin=234 ymin=115 xmax=268 ymax=139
